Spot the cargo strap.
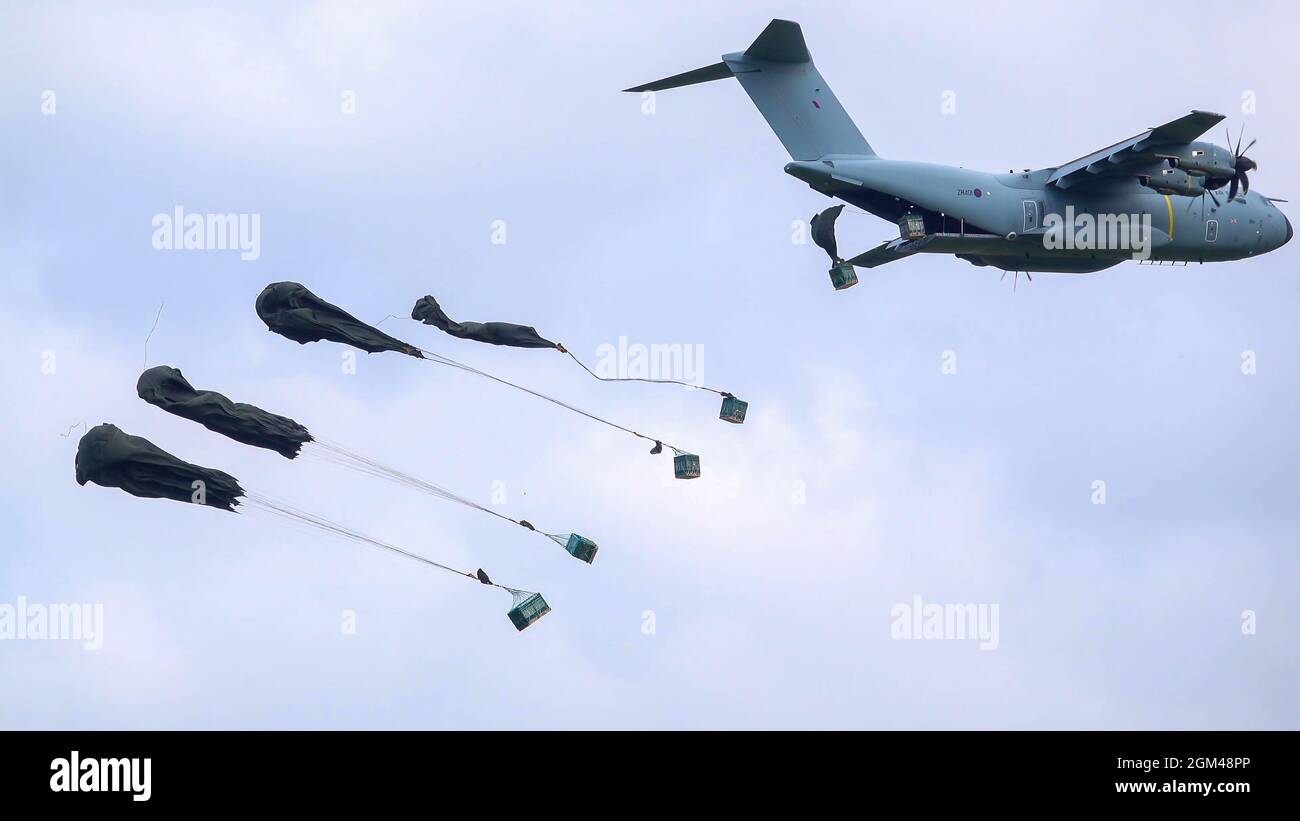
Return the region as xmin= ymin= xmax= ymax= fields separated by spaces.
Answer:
xmin=243 ymin=491 xmax=523 ymax=595
xmin=307 ymin=440 xmax=573 ymax=550
xmin=413 ymin=345 xmax=690 ymax=457
xmin=561 ymin=348 xmax=734 ymax=398
xmin=381 ymin=315 xmax=697 ymax=460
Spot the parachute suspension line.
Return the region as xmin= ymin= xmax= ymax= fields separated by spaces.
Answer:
xmin=412 ymin=346 xmax=689 ymax=455
xmin=303 ymin=440 xmax=567 ymax=543
xmin=307 ymin=440 xmax=505 ymax=518
xmin=513 ymin=519 xmax=568 ymax=543
xmin=505 ymin=587 xmax=536 ymax=608
xmin=241 ymin=490 xmax=517 ymax=591
xmin=560 ymin=348 xmax=733 ymax=398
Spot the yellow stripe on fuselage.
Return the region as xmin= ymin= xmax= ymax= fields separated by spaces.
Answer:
xmin=1164 ymin=194 xmax=1174 ymax=239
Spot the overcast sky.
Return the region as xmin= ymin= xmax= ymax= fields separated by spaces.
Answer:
xmin=1 ymin=0 xmax=1296 ymax=729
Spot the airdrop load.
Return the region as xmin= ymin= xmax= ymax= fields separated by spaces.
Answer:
xmin=74 ymin=423 xmax=547 ymax=631
xmin=412 ymin=291 xmax=750 ymax=431
xmin=257 ymin=282 xmax=701 ymax=479
xmin=811 ymin=205 xmax=858 ymax=290
xmin=137 ymin=365 xmax=598 ymax=564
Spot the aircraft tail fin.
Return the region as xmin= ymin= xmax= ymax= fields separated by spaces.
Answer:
xmin=623 ymin=19 xmax=874 ymax=160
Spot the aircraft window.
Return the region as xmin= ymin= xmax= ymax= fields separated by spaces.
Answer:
xmin=1206 ymin=220 xmax=1218 ymax=242
xmin=1191 ymin=150 xmax=1204 ymax=157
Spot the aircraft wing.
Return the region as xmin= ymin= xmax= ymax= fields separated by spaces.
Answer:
xmin=1046 ymin=110 xmax=1225 ymax=190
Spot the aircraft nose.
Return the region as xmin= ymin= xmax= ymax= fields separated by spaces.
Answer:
xmin=1285 ymin=214 xmax=1294 ymax=247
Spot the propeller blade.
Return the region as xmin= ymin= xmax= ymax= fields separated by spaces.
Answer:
xmin=1228 ymin=175 xmax=1239 ymax=201
xmin=1241 ymin=138 xmax=1256 ymax=156
xmin=1236 ymin=124 xmax=1245 ymax=156
xmin=1208 ymin=189 xmax=1220 ymax=208
xmin=1242 ymin=173 xmax=1250 ymax=195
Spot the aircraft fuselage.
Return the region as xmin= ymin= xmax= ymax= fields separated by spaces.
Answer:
xmin=786 ymin=158 xmax=1292 ymax=272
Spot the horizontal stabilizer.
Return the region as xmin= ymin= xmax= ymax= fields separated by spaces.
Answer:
xmin=623 ymin=61 xmax=732 ymax=93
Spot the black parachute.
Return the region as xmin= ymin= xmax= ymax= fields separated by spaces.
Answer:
xmin=137 ymin=366 xmax=312 ymax=459
xmin=412 ymin=295 xmax=557 ymax=349
xmin=810 ymin=204 xmax=845 ymax=264
xmin=74 ymin=423 xmax=244 ymax=511
xmin=74 ymin=423 xmax=547 ymax=628
xmin=256 ymin=282 xmax=423 ymax=357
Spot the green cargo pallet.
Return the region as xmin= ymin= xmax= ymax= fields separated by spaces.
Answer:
xmin=564 ymin=533 xmax=599 ymax=564
xmin=829 ymin=262 xmax=858 ymax=290
xmin=507 ymin=591 xmax=551 ymax=631
xmin=719 ymin=395 xmax=748 ymax=424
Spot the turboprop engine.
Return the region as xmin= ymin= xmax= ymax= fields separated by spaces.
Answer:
xmin=1138 ymin=167 xmax=1206 ymax=197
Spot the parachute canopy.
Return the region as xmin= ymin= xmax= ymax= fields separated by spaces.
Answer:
xmin=257 ymin=282 xmax=423 ymax=357
xmin=411 ymin=295 xmax=558 ymax=349
xmin=74 ymin=423 xmax=244 ymax=511
xmin=811 ymin=204 xmax=845 ymax=263
xmin=137 ymin=366 xmax=313 ymax=459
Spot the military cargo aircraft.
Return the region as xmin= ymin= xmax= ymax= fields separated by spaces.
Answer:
xmin=626 ymin=19 xmax=1291 ymax=276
